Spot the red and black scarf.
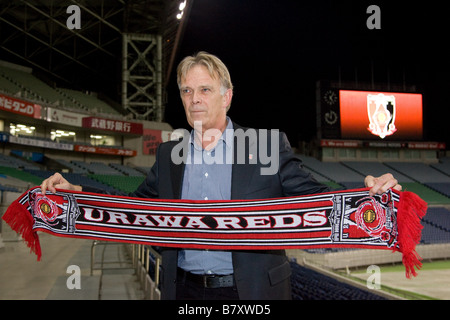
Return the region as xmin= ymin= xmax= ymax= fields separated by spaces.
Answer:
xmin=3 ymin=187 xmax=427 ymax=278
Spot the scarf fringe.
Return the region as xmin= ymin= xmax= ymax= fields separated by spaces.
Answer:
xmin=2 ymin=198 xmax=42 ymax=261
xmin=397 ymin=191 xmax=427 ymax=278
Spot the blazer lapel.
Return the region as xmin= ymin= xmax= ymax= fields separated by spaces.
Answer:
xmin=170 ymin=160 xmax=185 ymax=199
xmin=231 ymin=122 xmax=258 ymax=200
xmin=169 ymin=135 xmax=189 ymax=199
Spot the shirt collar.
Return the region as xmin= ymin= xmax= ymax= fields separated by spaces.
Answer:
xmin=189 ymin=117 xmax=234 ymax=150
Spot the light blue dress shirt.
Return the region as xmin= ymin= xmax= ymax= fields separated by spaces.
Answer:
xmin=178 ymin=119 xmax=234 ymax=275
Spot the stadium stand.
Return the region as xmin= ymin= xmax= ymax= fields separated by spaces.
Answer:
xmin=418 ymin=160 xmax=450 ymax=198
xmin=0 ymin=153 xmax=40 ymax=170
xmin=109 ymin=163 xmax=146 ymax=176
xmin=383 ymin=162 xmax=450 ymax=203
xmin=0 ymin=61 xmax=122 ymax=117
xmin=341 ymin=161 xmax=414 ymax=182
xmin=86 ymin=162 xmax=122 ymax=175
xmin=385 ymin=162 xmax=449 ymax=183
xmin=0 ymin=63 xmax=66 ymax=106
xmin=431 ymin=157 xmax=450 ymax=175
xmin=0 ymin=71 xmax=23 ymax=96
xmin=57 ymin=88 xmax=121 ymax=116
xmin=50 ymin=158 xmax=89 ymax=174
xmin=0 ymin=166 xmax=42 ymax=187
xmin=297 ymin=155 xmax=366 ymax=189
xmin=421 ymin=207 xmax=450 ymax=244
xmin=296 ymin=155 xmax=450 ymax=205
xmin=0 ymin=174 xmax=22 ymax=192
xmin=0 ymin=153 xmax=19 ymax=169
xmin=24 ymin=169 xmax=118 ymax=193
xmin=289 ymin=260 xmax=386 ymax=300
xmin=89 ymin=174 xmax=145 ymax=193
xmin=70 ymin=161 xmax=94 ymax=173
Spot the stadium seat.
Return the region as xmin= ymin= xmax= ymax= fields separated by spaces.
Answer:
xmin=425 ymin=182 xmax=450 ymax=198
xmin=401 ymin=182 xmax=450 ymax=205
xmin=109 ymin=163 xmax=145 ymax=176
xmin=296 ymin=155 xmax=365 ymax=185
xmin=0 ymin=166 xmax=42 ymax=186
xmin=385 ymin=162 xmax=449 ymax=183
xmin=89 ymin=174 xmax=145 ymax=193
xmin=342 ymin=161 xmax=413 ymax=183
xmin=289 ymin=260 xmax=386 ymax=300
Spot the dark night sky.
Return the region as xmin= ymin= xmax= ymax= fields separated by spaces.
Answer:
xmin=164 ymin=0 xmax=450 ymax=147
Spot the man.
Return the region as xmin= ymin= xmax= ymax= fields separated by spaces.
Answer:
xmin=41 ymin=51 xmax=401 ymax=300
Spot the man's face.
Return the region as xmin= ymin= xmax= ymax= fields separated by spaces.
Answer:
xmin=179 ymin=65 xmax=232 ymax=133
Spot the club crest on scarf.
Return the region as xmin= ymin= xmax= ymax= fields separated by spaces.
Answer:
xmin=28 ymin=188 xmax=79 ymax=233
xmin=330 ymin=190 xmax=398 ymax=248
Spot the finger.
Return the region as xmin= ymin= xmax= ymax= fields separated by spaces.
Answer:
xmin=41 ymin=179 xmax=53 ymax=195
xmin=377 ymin=179 xmax=397 ymax=194
xmin=51 ymin=173 xmax=64 ymax=193
xmin=40 ymin=179 xmax=47 ymax=195
xmin=382 ymin=174 xmax=398 ymax=192
xmin=364 ymin=175 xmax=375 ymax=188
xmin=41 ymin=173 xmax=60 ymax=195
xmin=370 ymin=174 xmax=398 ymax=195
xmin=41 ymin=178 xmax=51 ymax=195
xmin=369 ymin=184 xmax=379 ymax=196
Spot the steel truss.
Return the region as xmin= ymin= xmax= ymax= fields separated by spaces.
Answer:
xmin=0 ymin=0 xmax=191 ymax=121
xmin=122 ymin=33 xmax=162 ymax=121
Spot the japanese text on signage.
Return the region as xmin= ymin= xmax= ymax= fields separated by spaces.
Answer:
xmin=0 ymin=93 xmax=40 ymax=118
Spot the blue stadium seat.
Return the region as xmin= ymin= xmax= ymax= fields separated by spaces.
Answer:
xmin=289 ymin=260 xmax=386 ymax=300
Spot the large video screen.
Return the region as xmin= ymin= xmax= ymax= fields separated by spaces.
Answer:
xmin=339 ymin=90 xmax=423 ymax=140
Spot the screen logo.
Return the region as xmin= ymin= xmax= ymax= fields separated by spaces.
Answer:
xmin=339 ymin=90 xmax=422 ymax=140
xmin=367 ymin=93 xmax=397 ymax=139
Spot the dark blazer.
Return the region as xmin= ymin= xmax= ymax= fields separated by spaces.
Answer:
xmin=128 ymin=122 xmax=329 ymax=300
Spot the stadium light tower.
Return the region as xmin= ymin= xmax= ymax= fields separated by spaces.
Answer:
xmin=122 ymin=33 xmax=163 ymax=121
xmin=177 ymin=1 xmax=187 ymax=20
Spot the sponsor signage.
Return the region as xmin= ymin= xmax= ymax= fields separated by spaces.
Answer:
xmin=320 ymin=139 xmax=445 ymax=150
xmin=82 ymin=117 xmax=143 ymax=135
xmin=0 ymin=93 xmax=41 ymax=119
xmin=142 ymin=129 xmax=172 ymax=155
xmin=46 ymin=107 xmax=83 ymax=127
xmin=8 ymin=135 xmax=73 ymax=150
xmin=74 ymin=144 xmax=137 ymax=156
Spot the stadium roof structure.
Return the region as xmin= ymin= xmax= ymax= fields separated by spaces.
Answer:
xmin=0 ymin=0 xmax=192 ymax=120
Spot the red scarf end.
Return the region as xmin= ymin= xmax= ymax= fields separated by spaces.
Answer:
xmin=2 ymin=198 xmax=42 ymax=261
xmin=397 ymin=190 xmax=427 ymax=278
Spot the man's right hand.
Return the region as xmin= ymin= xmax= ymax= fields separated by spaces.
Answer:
xmin=40 ymin=172 xmax=82 ymax=195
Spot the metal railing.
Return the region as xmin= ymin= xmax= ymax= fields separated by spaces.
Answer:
xmin=132 ymin=244 xmax=162 ymax=300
